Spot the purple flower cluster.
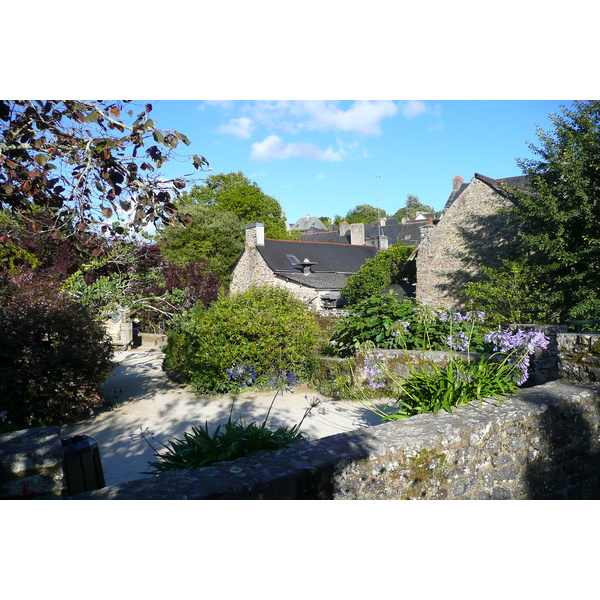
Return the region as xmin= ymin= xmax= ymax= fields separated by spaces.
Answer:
xmin=364 ymin=353 xmax=386 ymax=389
xmin=484 ymin=328 xmax=550 ymax=385
xmin=271 ymin=370 xmax=299 ymax=394
xmin=393 ymin=321 xmax=410 ymax=336
xmin=446 ymin=330 xmax=470 ymax=352
xmin=439 ymin=310 xmax=485 ymax=323
xmin=226 ymin=362 xmax=258 ymax=388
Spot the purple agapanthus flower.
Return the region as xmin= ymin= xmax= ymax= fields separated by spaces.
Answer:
xmin=226 ymin=362 xmax=258 ymax=388
xmin=363 ymin=353 xmax=386 ymax=389
xmin=447 ymin=330 xmax=470 ymax=352
xmin=484 ymin=328 xmax=550 ymax=385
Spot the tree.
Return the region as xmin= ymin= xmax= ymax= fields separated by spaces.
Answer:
xmin=62 ymin=239 xmax=221 ymax=332
xmin=0 ymin=100 xmax=210 ymax=250
xmin=393 ymin=194 xmax=435 ymax=221
xmin=501 ymin=101 xmax=600 ymax=322
xmin=342 ymin=204 xmax=387 ymax=224
xmin=341 ymin=242 xmax=415 ymax=305
xmin=156 ymin=203 xmax=245 ymax=284
xmin=180 ymin=171 xmax=289 ymax=239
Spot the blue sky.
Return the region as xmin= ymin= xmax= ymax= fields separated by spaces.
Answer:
xmin=146 ymin=100 xmax=574 ymax=225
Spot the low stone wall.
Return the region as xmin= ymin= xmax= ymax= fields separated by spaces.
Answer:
xmin=0 ymin=427 xmax=65 ymax=499
xmin=353 ymin=324 xmax=565 ymax=387
xmin=71 ymin=381 xmax=600 ymax=500
xmin=139 ymin=333 xmax=167 ymax=350
xmin=557 ymin=333 xmax=600 ymax=383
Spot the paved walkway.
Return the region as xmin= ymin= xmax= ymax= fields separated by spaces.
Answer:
xmin=59 ymin=349 xmax=385 ymax=487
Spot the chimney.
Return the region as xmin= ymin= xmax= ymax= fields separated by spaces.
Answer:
xmin=380 ymin=217 xmax=387 ymax=227
xmin=297 ymin=258 xmax=318 ymax=275
xmin=245 ymin=223 xmax=264 ymax=247
xmin=350 ymin=223 xmax=365 ymax=246
xmin=452 ymin=175 xmax=464 ymax=192
xmin=339 ymin=222 xmax=351 ymax=237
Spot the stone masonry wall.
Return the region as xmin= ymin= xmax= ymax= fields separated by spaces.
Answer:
xmin=557 ymin=333 xmax=600 ymax=383
xmin=416 ymin=176 xmax=516 ymax=310
xmin=0 ymin=426 xmax=65 ymax=499
xmin=72 ymin=380 xmax=600 ymax=500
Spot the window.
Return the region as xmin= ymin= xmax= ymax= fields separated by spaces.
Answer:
xmin=286 ymin=255 xmax=299 ymax=264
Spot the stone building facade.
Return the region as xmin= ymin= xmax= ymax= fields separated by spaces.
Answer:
xmin=416 ymin=173 xmax=527 ymax=309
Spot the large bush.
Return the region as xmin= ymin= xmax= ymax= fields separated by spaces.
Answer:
xmin=0 ymin=283 xmax=115 ymax=427
xmin=341 ymin=243 xmax=415 ymax=306
xmin=163 ymin=285 xmax=322 ymax=393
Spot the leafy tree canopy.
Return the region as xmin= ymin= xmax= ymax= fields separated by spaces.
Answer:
xmin=341 ymin=242 xmax=415 ymax=305
xmin=393 ymin=194 xmax=436 ymax=221
xmin=180 ymin=171 xmax=289 ymax=239
xmin=0 ymin=100 xmax=209 ymax=249
xmin=342 ymin=203 xmax=387 ymax=224
xmin=156 ymin=203 xmax=245 ymax=284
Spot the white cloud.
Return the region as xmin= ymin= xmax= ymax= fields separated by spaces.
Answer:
xmin=217 ymin=116 xmax=254 ymax=138
xmin=401 ymin=100 xmax=428 ymax=119
xmin=301 ymin=100 xmax=398 ymax=135
xmin=246 ymin=100 xmax=397 ymax=136
xmin=251 ymin=135 xmax=342 ymax=161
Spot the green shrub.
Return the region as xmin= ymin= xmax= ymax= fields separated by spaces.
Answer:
xmin=341 ymin=243 xmax=415 ymax=305
xmin=384 ymin=356 xmax=520 ymax=419
xmin=162 ymin=285 xmax=322 ymax=393
xmin=0 ymin=284 xmax=115 ymax=427
xmin=330 ymin=294 xmax=491 ymax=357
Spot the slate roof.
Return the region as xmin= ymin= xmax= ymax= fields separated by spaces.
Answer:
xmin=296 ymin=222 xmax=429 ymax=246
xmin=257 ymin=239 xmax=378 ymax=291
xmin=289 ymin=215 xmax=327 ymax=231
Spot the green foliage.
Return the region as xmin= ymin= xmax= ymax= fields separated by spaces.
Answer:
xmin=309 ymin=357 xmax=357 ymax=399
xmin=383 ymin=356 xmax=519 ymax=419
xmin=162 ymin=285 xmax=322 ymax=393
xmin=502 ymin=100 xmax=600 ymax=321
xmin=341 ymin=242 xmax=414 ymax=305
xmin=156 ymin=203 xmax=245 ymax=284
xmin=464 ymin=260 xmax=551 ymax=325
xmin=330 ymin=295 xmax=489 ymax=357
xmin=0 ymin=284 xmax=115 ymax=427
xmin=342 ymin=204 xmax=386 ymax=224
xmin=392 ymin=194 xmax=435 ymax=221
xmin=180 ymin=171 xmax=289 ymax=239
xmin=143 ymin=419 xmax=307 ymax=473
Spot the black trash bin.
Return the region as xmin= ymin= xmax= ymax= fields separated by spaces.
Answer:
xmin=61 ymin=435 xmax=106 ymax=496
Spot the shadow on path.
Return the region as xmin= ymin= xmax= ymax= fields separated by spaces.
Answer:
xmin=60 ymin=350 xmax=385 ymax=487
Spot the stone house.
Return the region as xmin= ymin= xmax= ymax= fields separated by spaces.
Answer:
xmin=415 ymin=173 xmax=529 ymax=310
xmin=289 ymin=214 xmax=328 ymax=232
xmin=230 ymin=223 xmax=378 ymax=311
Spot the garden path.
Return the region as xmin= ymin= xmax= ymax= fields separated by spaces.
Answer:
xmin=59 ymin=349 xmax=385 ymax=487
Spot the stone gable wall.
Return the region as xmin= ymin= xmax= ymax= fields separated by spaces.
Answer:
xmin=416 ymin=177 xmax=516 ymax=309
